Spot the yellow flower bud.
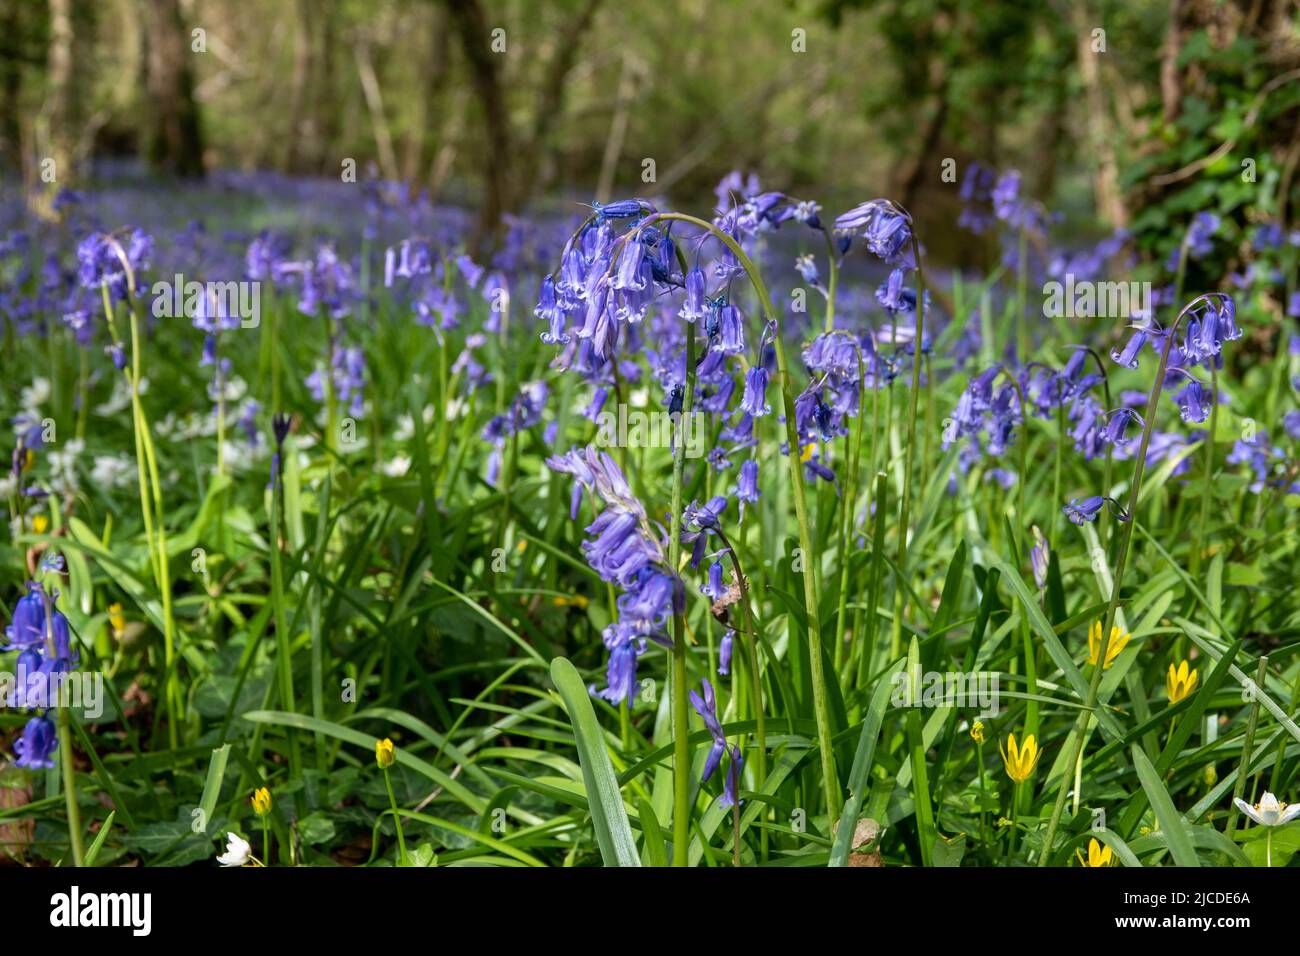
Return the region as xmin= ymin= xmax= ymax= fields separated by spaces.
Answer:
xmin=970 ymin=720 xmax=985 ymax=744
xmin=251 ymin=787 xmax=272 ymax=817
xmin=376 ymin=737 xmax=396 ymax=769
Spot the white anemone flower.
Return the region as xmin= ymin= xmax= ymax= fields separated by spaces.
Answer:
xmin=1233 ymin=792 xmax=1300 ymax=828
xmin=216 ymin=832 xmax=253 ymax=867
xmin=1233 ymin=792 xmax=1300 ymax=867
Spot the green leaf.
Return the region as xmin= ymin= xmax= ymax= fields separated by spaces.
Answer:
xmin=549 ymin=657 xmax=640 ymax=867
xmin=197 ymin=744 xmax=232 ymax=836
xmin=829 ymin=661 xmax=903 ymax=867
xmin=1130 ymin=745 xmax=1199 ymax=867
xmin=84 ymin=811 xmax=116 ymax=866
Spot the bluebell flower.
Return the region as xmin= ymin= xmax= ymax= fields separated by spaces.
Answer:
xmin=690 ymin=678 xmax=729 ymax=783
xmin=794 ymin=254 xmax=820 ymax=286
xmin=1063 ymin=495 xmax=1130 ymax=525
xmin=4 ymin=584 xmax=47 ymax=650
xmin=1176 ymin=379 xmax=1212 ymax=424
xmin=701 ymin=560 xmax=727 ymax=601
xmin=740 ymin=367 xmax=770 ymax=417
xmin=682 ymin=495 xmax=729 ymax=568
xmin=598 ymin=624 xmax=642 ymax=704
xmin=1102 ymin=407 xmax=1143 ymax=447
xmin=14 ymin=715 xmax=57 ymax=770
xmin=716 ymin=304 xmax=745 ymax=354
xmin=835 ymin=200 xmax=914 ymax=268
xmin=734 ymin=459 xmax=760 ymax=513
xmin=718 ymin=628 xmax=734 ymax=677
xmin=680 ymin=269 xmax=707 ymax=323
xmin=722 ymin=744 xmax=745 ymax=810
xmin=1110 ymin=327 xmax=1148 ymax=369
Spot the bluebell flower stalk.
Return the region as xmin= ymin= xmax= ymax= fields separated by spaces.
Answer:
xmin=647 ymin=211 xmax=842 ymax=815
xmin=1039 ymin=292 xmax=1236 ymax=864
xmin=90 ymin=234 xmax=181 ymax=749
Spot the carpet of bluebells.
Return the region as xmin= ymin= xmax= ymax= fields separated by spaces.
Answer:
xmin=2 ymin=162 xmax=1300 ymax=868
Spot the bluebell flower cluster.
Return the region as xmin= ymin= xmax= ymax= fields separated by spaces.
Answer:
xmin=546 ymin=446 xmax=681 ymax=704
xmin=4 ymin=580 xmax=79 ymax=770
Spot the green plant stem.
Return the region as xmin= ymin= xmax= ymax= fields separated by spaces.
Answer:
xmin=58 ymin=706 xmax=84 ymax=866
xmin=821 ymin=228 xmax=839 ymax=332
xmin=649 ymin=210 xmax=839 ymax=816
xmin=716 ymin=527 xmax=767 ymax=861
xmin=668 ymin=318 xmax=697 ymax=866
xmin=382 ymin=766 xmax=409 ymax=865
xmin=893 ymin=234 xmax=927 ymax=671
xmin=1225 ymin=654 xmax=1267 ymax=841
xmin=1190 ymin=364 xmax=1218 ymax=580
xmin=1039 ymin=297 xmax=1205 ymax=865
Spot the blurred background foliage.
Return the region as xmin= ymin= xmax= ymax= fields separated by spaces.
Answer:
xmin=1 ymin=0 xmax=1298 ymax=266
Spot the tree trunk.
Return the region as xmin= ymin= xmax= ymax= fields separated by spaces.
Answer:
xmin=443 ymin=0 xmax=513 ymax=254
xmin=141 ymin=0 xmax=204 ymax=177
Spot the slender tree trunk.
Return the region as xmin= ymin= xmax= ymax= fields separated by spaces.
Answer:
xmin=141 ymin=0 xmax=204 ymax=178
xmin=443 ymin=0 xmax=513 ymax=253
xmin=1071 ymin=1 xmax=1127 ymax=228
xmin=45 ymin=0 xmax=79 ymax=185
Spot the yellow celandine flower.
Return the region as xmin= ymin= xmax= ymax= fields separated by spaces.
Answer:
xmin=1167 ymin=660 xmax=1199 ymax=703
xmin=552 ymin=594 xmax=590 ymax=610
xmin=999 ymin=732 xmax=1041 ymax=784
xmin=107 ymin=602 xmax=127 ymax=637
xmin=1076 ymin=837 xmax=1113 ymax=867
xmin=1087 ymin=620 xmax=1130 ymax=669
xmin=31 ymin=514 xmax=49 ymax=535
xmin=251 ymin=787 xmax=272 ymax=817
xmin=21 ymin=448 xmax=34 ymax=472
xmin=800 ymin=442 xmax=817 ymax=464
xmin=376 ymin=737 xmax=396 ymax=769
xmin=970 ymin=720 xmax=985 ymax=744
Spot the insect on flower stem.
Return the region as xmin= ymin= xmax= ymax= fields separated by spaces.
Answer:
xmin=1039 ymin=294 xmax=1223 ymax=864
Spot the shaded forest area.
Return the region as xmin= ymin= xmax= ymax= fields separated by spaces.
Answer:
xmin=1 ymin=0 xmax=1298 ymax=260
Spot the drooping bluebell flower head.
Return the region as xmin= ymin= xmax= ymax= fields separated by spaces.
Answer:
xmin=740 ymin=366 xmax=771 ymax=417
xmin=1102 ymin=407 xmax=1143 ymax=447
xmin=682 ymin=495 xmax=729 ymax=568
xmin=1063 ymin=495 xmax=1130 ymax=525
xmin=1175 ymin=378 xmax=1212 ymax=424
xmin=718 ymin=628 xmax=734 ymax=677
xmin=77 ymin=229 xmax=153 ymax=303
xmin=734 ymin=459 xmax=760 ymax=514
xmin=690 ymin=678 xmax=728 ymax=783
xmin=701 ymin=560 xmax=727 ymax=601
xmin=4 ymin=583 xmax=47 ymax=650
xmin=14 ymin=714 xmax=57 ymax=770
xmin=834 ymin=200 xmax=915 ymax=268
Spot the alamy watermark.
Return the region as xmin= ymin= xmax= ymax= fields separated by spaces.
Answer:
xmin=0 ymin=665 xmax=104 ymax=719
xmin=891 ymin=669 xmax=1000 ymax=717
xmin=150 ymin=274 xmax=261 ymax=328
xmin=1042 ymin=274 xmax=1151 ymax=320
xmin=594 ymin=405 xmax=707 ymax=459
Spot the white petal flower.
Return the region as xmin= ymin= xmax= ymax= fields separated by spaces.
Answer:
xmin=1234 ymin=792 xmax=1300 ymax=827
xmin=216 ymin=831 xmax=252 ymax=867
